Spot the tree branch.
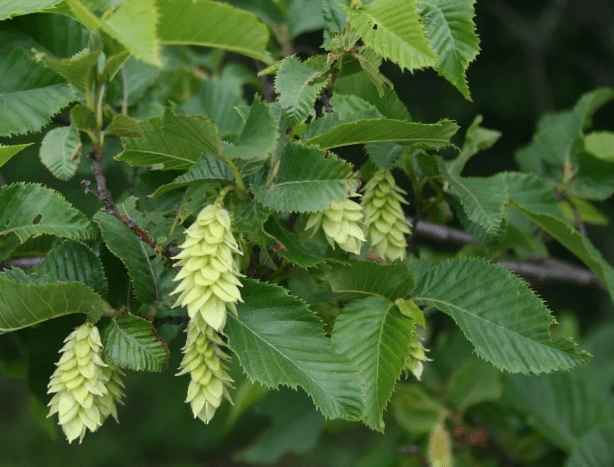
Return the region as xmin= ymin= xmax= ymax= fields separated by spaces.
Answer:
xmin=0 ymin=256 xmax=45 ymax=271
xmin=82 ymin=149 xmax=177 ymax=267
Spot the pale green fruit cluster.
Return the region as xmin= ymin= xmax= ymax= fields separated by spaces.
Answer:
xmin=171 ymin=202 xmax=243 ymax=331
xmin=362 ymin=170 xmax=411 ymax=262
xmin=47 ymin=322 xmax=124 ymax=443
xmin=404 ymin=339 xmax=430 ymax=381
xmin=305 ymin=196 xmax=366 ymax=254
xmin=176 ymin=315 xmax=233 ymax=424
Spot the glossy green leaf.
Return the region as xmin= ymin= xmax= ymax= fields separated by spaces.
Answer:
xmin=115 ymin=112 xmax=220 ymax=170
xmin=325 ymin=260 xmax=414 ymax=301
xmin=0 ymin=48 xmax=75 ymax=137
xmin=332 ymin=296 xmax=415 ymax=431
xmin=253 ymin=142 xmax=358 ymax=213
xmin=275 ymin=56 xmax=329 ymax=124
xmin=0 ymin=183 xmax=95 ymax=243
xmin=0 ymin=274 xmax=107 ymax=332
xmin=412 ymin=258 xmax=591 ymax=374
xmin=0 ymin=143 xmax=32 ymax=168
xmin=102 ymin=313 xmax=169 ymax=372
xmin=36 ymin=240 xmax=108 ymax=296
xmin=225 ymin=279 xmax=364 ymax=420
xmin=417 ymin=0 xmax=480 ymax=99
xmin=158 ymin=0 xmax=272 ymax=63
xmin=94 ymin=212 xmax=158 ymax=304
xmin=304 ymin=118 xmax=459 ymax=150
xmin=39 ymin=126 xmax=82 ymax=181
xmin=345 ymin=0 xmax=437 ymax=72
xmin=151 ymin=153 xmax=234 ymax=198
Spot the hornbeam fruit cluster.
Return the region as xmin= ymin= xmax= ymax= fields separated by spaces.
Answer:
xmin=47 ymin=322 xmax=124 ymax=443
xmin=362 ymin=170 xmax=412 ymax=262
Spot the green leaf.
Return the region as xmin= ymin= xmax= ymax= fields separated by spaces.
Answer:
xmin=332 ymin=296 xmax=415 ymax=431
xmin=70 ymin=104 xmax=97 ymax=131
xmin=392 ymin=383 xmax=445 ymax=435
xmin=417 ymin=0 xmax=480 ymax=99
xmin=334 ymin=71 xmax=411 ymax=121
xmin=265 ymin=219 xmax=327 ymax=268
xmin=504 ymin=172 xmax=614 ymax=301
xmin=440 ymin=163 xmax=508 ymax=234
xmin=304 ymin=118 xmax=459 ymax=150
xmin=232 ymin=200 xmax=273 ymax=246
xmin=505 ymin=372 xmax=612 ymax=451
xmin=106 ymin=114 xmax=144 ymax=138
xmin=584 ymin=131 xmax=614 ymax=161
xmin=237 ymin=388 xmax=324 ymax=464
xmin=325 ymin=260 xmax=414 ymax=301
xmin=104 ymin=0 xmax=162 ymax=67
xmin=253 ymin=142 xmax=358 ymax=213
xmin=0 ymin=275 xmax=106 ymax=332
xmin=365 ymin=142 xmax=408 ymax=169
xmin=287 ymin=0 xmax=325 ymax=37
xmin=566 ymin=423 xmax=614 ymax=467
xmin=0 ymin=0 xmax=62 ymax=20
xmin=36 ymin=240 xmax=108 ymax=296
xmin=151 ymin=153 xmax=234 ymax=198
xmin=446 ymin=357 xmax=502 ymax=413
xmin=102 ymin=313 xmax=169 ymax=372
xmin=94 ymin=212 xmax=158 ymax=304
xmin=179 ymin=80 xmax=246 ymax=138
xmin=412 ymin=258 xmax=591 ymax=374
xmin=39 ymin=126 xmax=82 ymax=181
xmin=115 ymin=112 xmax=221 ymax=170
xmin=225 ymin=279 xmax=364 ymax=420
xmin=40 ymin=49 xmax=99 ymax=95
xmin=222 ymin=98 xmax=279 ymax=160
xmin=447 ymin=114 xmax=501 ymax=176
xmin=0 ymin=48 xmax=75 ymax=137
xmin=0 ymin=143 xmax=32 ymax=168
xmin=323 ymin=0 xmax=349 ymax=31
xmin=345 ymin=0 xmax=437 ymax=72
xmin=158 ymin=0 xmax=272 ymax=63
xmin=0 ymin=183 xmax=95 ymax=243
xmin=274 ymin=56 xmax=330 ymax=124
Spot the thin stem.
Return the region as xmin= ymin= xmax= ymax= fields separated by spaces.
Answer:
xmin=121 ymin=67 xmax=129 ymax=115
xmin=222 ymin=157 xmax=247 ymax=192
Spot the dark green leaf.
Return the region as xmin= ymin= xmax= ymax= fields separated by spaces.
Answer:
xmin=265 ymin=219 xmax=326 ymax=268
xmin=102 ymin=313 xmax=169 ymax=372
xmin=232 ymin=200 xmax=274 ymax=246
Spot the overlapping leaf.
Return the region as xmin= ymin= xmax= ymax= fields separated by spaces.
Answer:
xmin=0 ymin=274 xmax=107 ymax=332
xmin=345 ymin=0 xmax=437 ymax=72
xmin=94 ymin=213 xmax=158 ymax=304
xmin=0 ymin=48 xmax=75 ymax=137
xmin=225 ymin=279 xmax=364 ymax=420
xmin=412 ymin=258 xmax=591 ymax=374
xmin=106 ymin=114 xmax=144 ymax=138
xmin=275 ymin=56 xmax=330 ymax=124
xmin=326 ymin=261 xmax=414 ymax=301
xmin=0 ymin=0 xmax=62 ymax=20
xmin=158 ymin=0 xmax=272 ymax=63
xmin=417 ymin=0 xmax=480 ymax=99
xmin=265 ymin=220 xmax=326 ymax=268
xmin=39 ymin=126 xmax=82 ymax=181
xmin=102 ymin=313 xmax=169 ymax=372
xmin=332 ymin=296 xmax=415 ymax=431
xmin=304 ymin=118 xmax=458 ymax=150
xmin=253 ymin=142 xmax=358 ymax=213
xmin=0 ymin=143 xmax=32 ymax=168
xmin=0 ymin=183 xmax=95 ymax=243
xmin=447 ymin=114 xmax=501 ymax=176
xmin=41 ymin=49 xmax=100 ymax=95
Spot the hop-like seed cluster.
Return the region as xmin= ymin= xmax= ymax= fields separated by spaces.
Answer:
xmin=404 ymin=339 xmax=430 ymax=381
xmin=47 ymin=322 xmax=124 ymax=443
xmin=305 ymin=196 xmax=366 ymax=254
xmin=177 ymin=315 xmax=233 ymax=424
xmin=362 ymin=170 xmax=411 ymax=262
xmin=171 ymin=203 xmax=243 ymax=332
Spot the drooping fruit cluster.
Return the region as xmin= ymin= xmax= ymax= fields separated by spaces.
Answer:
xmin=305 ymin=194 xmax=366 ymax=255
xmin=171 ymin=202 xmax=243 ymax=331
xmin=172 ymin=202 xmax=243 ymax=423
xmin=404 ymin=338 xmax=430 ymax=381
xmin=362 ymin=170 xmax=411 ymax=262
xmin=176 ymin=314 xmax=233 ymax=423
xmin=47 ymin=322 xmax=124 ymax=443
